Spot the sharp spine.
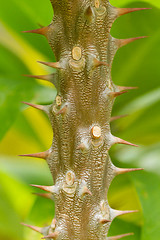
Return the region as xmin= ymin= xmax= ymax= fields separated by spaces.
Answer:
xmin=22 ymin=26 xmax=49 ymax=36
xmin=107 ymin=233 xmax=134 ymax=240
xmin=23 ymin=73 xmax=58 ymax=89
xmin=85 ymin=6 xmax=94 ymax=22
xmin=117 ymin=7 xmax=151 ymax=16
xmin=99 ymin=218 xmax=111 ymax=224
xmin=22 ymin=101 xmax=45 ymax=111
xmin=117 ymin=36 xmax=148 ymax=48
xmin=21 ymin=223 xmax=42 ymax=233
xmin=110 ymin=114 xmax=128 ymax=122
xmin=32 ymin=192 xmax=54 ymax=200
xmin=115 ymin=167 xmax=144 ymax=175
xmin=80 ymin=185 xmax=92 ymax=197
xmin=56 ymin=104 xmax=68 ymax=115
xmin=118 ymin=86 xmax=138 ymax=91
xmin=19 ymin=150 xmax=50 ymax=160
xmin=38 ymin=61 xmax=62 ymax=69
xmin=111 ymin=209 xmax=139 ymax=220
xmin=42 ymin=231 xmax=59 ymax=239
xmin=30 ymin=184 xmax=58 ymax=194
xmin=93 ymin=58 xmax=108 ymax=68
xmin=114 ymin=136 xmax=139 ymax=147
xmin=109 ymin=91 xmax=128 ymax=98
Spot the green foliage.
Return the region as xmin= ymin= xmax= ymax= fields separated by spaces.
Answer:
xmin=0 ymin=0 xmax=159 ymax=239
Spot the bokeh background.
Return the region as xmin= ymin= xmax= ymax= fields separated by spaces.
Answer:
xmin=0 ymin=0 xmax=160 ymax=239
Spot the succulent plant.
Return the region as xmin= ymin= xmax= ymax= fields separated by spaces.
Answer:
xmin=21 ymin=1 xmax=150 ymax=239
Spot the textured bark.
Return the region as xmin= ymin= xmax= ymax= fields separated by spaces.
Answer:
xmin=22 ymin=0 xmax=148 ymax=239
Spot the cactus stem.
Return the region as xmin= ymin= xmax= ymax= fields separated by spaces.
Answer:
xmin=107 ymin=233 xmax=134 ymax=240
xmin=21 ymin=223 xmax=42 ymax=233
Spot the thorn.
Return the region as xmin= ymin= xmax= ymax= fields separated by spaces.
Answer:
xmin=114 ymin=136 xmax=139 ymax=147
xmin=85 ymin=6 xmax=94 ymax=22
xmin=22 ymin=101 xmax=45 ymax=111
xmin=108 ymin=233 xmax=134 ymax=240
xmin=42 ymin=231 xmax=59 ymax=239
xmin=19 ymin=150 xmax=50 ymax=160
xmin=77 ymin=142 xmax=89 ymax=151
xmin=110 ymin=114 xmax=128 ymax=122
xmin=111 ymin=209 xmax=139 ymax=220
xmin=118 ymin=36 xmax=148 ymax=48
xmin=30 ymin=184 xmax=57 ymax=194
xmin=115 ymin=167 xmax=144 ymax=175
xmin=118 ymin=86 xmax=138 ymax=91
xmin=22 ymin=26 xmax=49 ymax=37
xmin=79 ymin=180 xmax=92 ymax=198
xmin=93 ymin=58 xmax=108 ymax=68
xmin=37 ymin=61 xmax=62 ymax=69
xmin=23 ymin=74 xmax=54 ymax=82
xmin=56 ymin=104 xmax=68 ymax=115
xmin=32 ymin=192 xmax=54 ymax=200
xmin=117 ymin=7 xmax=151 ymax=16
xmin=51 ymin=218 xmax=57 ymax=229
xmin=21 ymin=223 xmax=42 ymax=233
xmin=99 ymin=218 xmax=111 ymax=224
xmin=23 ymin=73 xmax=58 ymax=89
xmin=109 ymin=91 xmax=128 ymax=98
xmin=81 ymin=185 xmax=92 ymax=197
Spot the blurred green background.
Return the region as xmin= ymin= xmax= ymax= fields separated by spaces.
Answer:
xmin=0 ymin=0 xmax=159 ymax=240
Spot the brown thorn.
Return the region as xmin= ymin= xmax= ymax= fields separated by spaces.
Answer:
xmin=108 ymin=233 xmax=134 ymax=240
xmin=22 ymin=101 xmax=44 ymax=111
xmin=115 ymin=167 xmax=144 ymax=175
xmin=114 ymin=137 xmax=139 ymax=147
xmin=118 ymin=36 xmax=148 ymax=48
xmin=56 ymin=105 xmax=68 ymax=115
xmin=109 ymin=91 xmax=128 ymax=98
xmin=93 ymin=58 xmax=109 ymax=68
xmin=32 ymin=192 xmax=54 ymax=200
xmin=41 ymin=231 xmax=59 ymax=239
xmin=110 ymin=114 xmax=128 ymax=122
xmin=19 ymin=150 xmax=50 ymax=160
xmin=117 ymin=7 xmax=151 ymax=16
xmin=81 ymin=186 xmax=92 ymax=196
xmin=22 ymin=26 xmax=49 ymax=37
xmin=118 ymin=86 xmax=138 ymax=91
xmin=37 ymin=61 xmax=62 ymax=69
xmin=99 ymin=219 xmax=111 ymax=224
xmin=21 ymin=223 xmax=42 ymax=233
xmin=114 ymin=209 xmax=139 ymax=218
xmin=30 ymin=184 xmax=56 ymax=193
xmin=23 ymin=74 xmax=54 ymax=82
xmin=85 ymin=6 xmax=93 ymax=21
